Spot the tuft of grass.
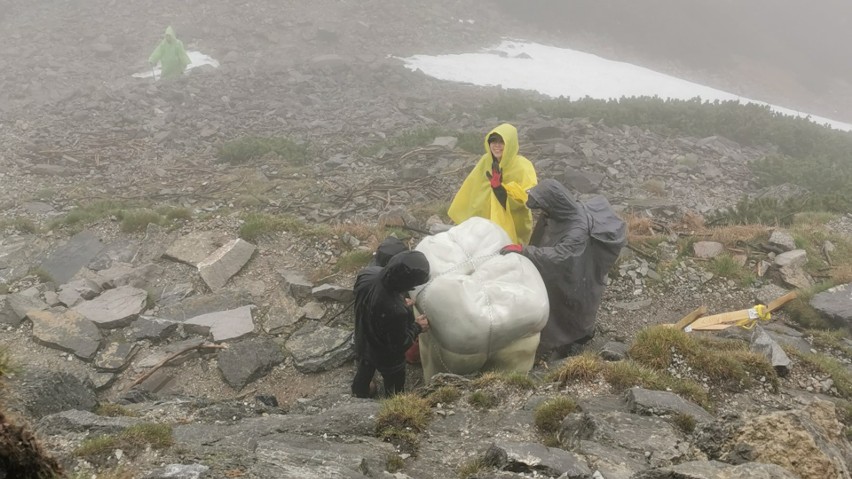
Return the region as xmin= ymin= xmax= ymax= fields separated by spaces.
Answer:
xmin=707 ymin=254 xmax=757 ymax=286
xmin=641 ymin=179 xmax=667 ymax=197
xmin=457 ymin=457 xmax=488 ymax=479
xmin=162 ymin=206 xmax=192 ymax=221
xmin=533 ymin=396 xmax=579 ymax=434
xmin=552 ymin=353 xmax=603 ymax=384
xmin=471 ymin=371 xmax=535 ymax=391
xmin=119 ymin=209 xmax=163 ymax=233
xmin=217 ymin=136 xmax=309 ymax=165
xmin=0 ymin=346 xmax=16 ymax=378
xmin=468 ymin=391 xmax=498 ymax=410
xmin=671 ymin=412 xmax=697 ymax=434
xmin=375 ymin=393 xmax=431 ymax=446
xmin=386 ymin=454 xmax=405 ymax=473
xmin=95 ymin=403 xmax=139 ymax=418
xmin=335 ymin=250 xmax=373 ymax=273
xmin=426 ymin=386 xmax=461 ymax=407
xmin=29 ymin=267 xmax=54 ymax=284
xmin=0 ymin=217 xmax=38 ymax=234
xmin=808 ymin=329 xmax=852 ymax=355
xmin=75 ymin=423 xmax=173 ymax=460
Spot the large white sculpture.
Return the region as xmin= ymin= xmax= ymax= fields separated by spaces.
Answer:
xmin=412 ymin=217 xmax=550 ymax=381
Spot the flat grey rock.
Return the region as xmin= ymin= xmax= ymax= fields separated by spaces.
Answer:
xmin=693 ymin=241 xmax=724 ymax=259
xmin=217 ymin=338 xmax=285 ymax=390
xmin=631 ymin=460 xmax=798 ymax=478
xmin=278 ymin=269 xmax=313 ymax=299
xmin=300 ymin=301 xmax=325 ymax=320
xmin=264 ymin=295 xmax=301 ymax=334
xmin=311 ymin=284 xmax=354 ymax=303
xmin=8 ymin=369 xmax=97 ymax=419
xmin=484 ymin=440 xmax=592 ymax=478
xmin=164 ymin=230 xmax=232 ymax=266
xmin=184 ymin=305 xmax=255 ymax=342
xmin=599 ymin=341 xmax=629 ymax=361
xmin=811 ymin=283 xmax=852 ymax=329
xmin=143 ymin=464 xmax=210 ymax=479
xmin=57 ymin=278 xmax=102 ymax=307
xmin=94 ymin=341 xmax=140 ymax=372
xmin=127 ymin=316 xmax=179 ymax=342
xmin=768 ymin=230 xmax=796 ymax=252
xmin=774 ymin=249 xmax=807 ymax=268
xmin=286 ymin=324 xmax=354 ymax=373
xmin=158 ymin=289 xmax=253 ymax=321
xmin=87 ymin=239 xmax=139 ymax=271
xmin=135 ymin=338 xmax=206 ymax=369
xmin=73 ymin=285 xmax=148 ymax=328
xmin=37 ymin=409 xmax=141 ymax=435
xmin=38 ymin=230 xmax=104 ymax=284
xmin=197 ymin=238 xmax=256 ymax=291
xmin=626 ymin=387 xmax=714 ymax=423
xmin=27 ymin=309 xmax=102 ymax=361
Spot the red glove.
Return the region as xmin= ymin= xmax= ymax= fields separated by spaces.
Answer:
xmin=500 ymin=244 xmax=523 ymax=255
xmin=486 ymin=167 xmax=502 ymax=188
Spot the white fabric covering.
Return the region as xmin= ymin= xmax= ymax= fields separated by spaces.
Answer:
xmin=412 ymin=217 xmax=549 ymax=379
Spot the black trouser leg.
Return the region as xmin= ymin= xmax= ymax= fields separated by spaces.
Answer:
xmin=380 ymin=367 xmax=406 ymax=397
xmin=352 ymin=359 xmax=376 ymax=398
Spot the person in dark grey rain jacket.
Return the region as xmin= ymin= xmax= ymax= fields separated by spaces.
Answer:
xmin=352 ymin=251 xmax=431 ymax=398
xmin=500 ymin=179 xmax=626 ymax=359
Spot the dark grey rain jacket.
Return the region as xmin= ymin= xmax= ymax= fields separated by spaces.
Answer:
xmin=521 ymin=179 xmax=626 ymax=350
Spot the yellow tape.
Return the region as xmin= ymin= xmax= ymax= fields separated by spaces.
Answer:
xmin=736 ymin=304 xmax=771 ymax=330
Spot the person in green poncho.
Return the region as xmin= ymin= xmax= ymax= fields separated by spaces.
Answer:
xmin=148 ymin=26 xmax=191 ymax=79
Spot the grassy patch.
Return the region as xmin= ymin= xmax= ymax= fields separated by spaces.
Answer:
xmin=335 ymin=250 xmax=373 ymax=273
xmin=426 ymin=386 xmax=461 ymax=407
xmin=29 ymin=267 xmax=54 ymax=284
xmin=533 ymin=396 xmax=579 ymax=434
xmin=159 ymin=206 xmax=192 ymax=221
xmin=75 ymin=423 xmax=173 ymax=461
xmin=468 ymin=391 xmax=498 ymax=410
xmin=386 ymin=454 xmax=405 ymax=473
xmin=47 ymin=199 xmax=130 ymax=230
xmin=238 ymin=213 xmax=330 ymax=242
xmin=808 ymin=329 xmax=852 ymax=355
xmin=0 ymin=346 xmax=16 ymax=378
xmin=671 ymin=412 xmax=697 ymax=434
xmin=118 ymin=209 xmax=163 ymax=233
xmin=375 ymin=393 xmax=431 ymax=451
xmin=95 ymin=403 xmax=139 ymax=418
xmin=641 ymin=179 xmax=667 ymax=197
xmin=707 ymin=254 xmax=756 ymax=286
xmin=471 ymin=371 xmax=536 ymax=391
xmin=629 ymin=326 xmax=779 ymax=393
xmin=457 ymin=457 xmax=488 ymax=479
xmin=552 ymin=353 xmax=604 ymax=383
xmin=794 ymin=351 xmax=852 ymax=399
xmin=217 ymin=136 xmax=309 ymax=165
xmin=0 ymin=216 xmax=38 ymax=234
xmin=785 ymin=283 xmax=837 ymax=329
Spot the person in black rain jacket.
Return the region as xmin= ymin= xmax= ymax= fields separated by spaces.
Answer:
xmin=352 ymin=250 xmax=430 ymax=398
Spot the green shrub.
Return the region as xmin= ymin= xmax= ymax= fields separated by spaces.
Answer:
xmin=336 ymin=250 xmax=373 ymax=273
xmin=671 ymin=412 xmax=697 ymax=434
xmin=217 ymin=136 xmax=309 ymax=165
xmin=427 ymin=386 xmax=461 ymax=407
xmin=119 ymin=209 xmax=163 ymax=233
xmin=75 ymin=423 xmax=173 ymax=460
xmin=468 ymin=391 xmax=498 ymax=410
xmin=533 ymin=396 xmax=579 ymax=434
xmin=375 ymin=393 xmax=431 ymax=449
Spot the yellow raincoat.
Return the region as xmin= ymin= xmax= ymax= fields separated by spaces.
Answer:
xmin=448 ymin=124 xmax=538 ymax=244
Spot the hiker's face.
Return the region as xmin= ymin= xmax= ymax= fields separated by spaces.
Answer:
xmin=165 ymin=35 xmax=174 ymax=43
xmin=489 ymin=139 xmax=504 ymax=161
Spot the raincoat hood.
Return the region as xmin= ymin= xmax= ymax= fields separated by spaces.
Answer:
xmin=484 ymin=123 xmax=520 ymax=165
xmin=164 ymin=26 xmax=176 ymax=40
xmin=381 ymin=251 xmax=430 ymax=293
xmin=373 ymin=237 xmax=408 ymax=267
xmin=527 ymin=179 xmax=585 ymax=223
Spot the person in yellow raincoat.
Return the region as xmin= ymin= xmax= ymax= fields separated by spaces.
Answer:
xmin=448 ymin=123 xmax=538 ymax=244
xmin=148 ymin=26 xmax=191 ymax=79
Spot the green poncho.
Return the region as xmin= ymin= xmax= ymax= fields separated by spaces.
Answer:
xmin=148 ymin=26 xmax=191 ymax=79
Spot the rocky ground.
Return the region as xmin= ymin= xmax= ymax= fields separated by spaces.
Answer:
xmin=2 ymin=1 xmax=852 ymax=478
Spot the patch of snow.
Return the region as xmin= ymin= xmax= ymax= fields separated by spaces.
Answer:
xmin=402 ymin=40 xmax=852 ymax=132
